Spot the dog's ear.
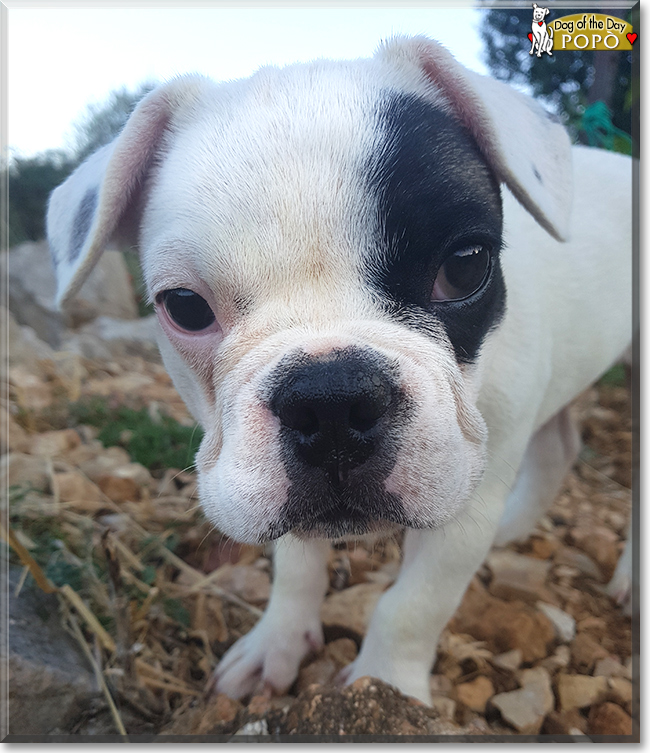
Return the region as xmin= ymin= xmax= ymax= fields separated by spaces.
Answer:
xmin=47 ymin=75 xmax=211 ymax=307
xmin=379 ymin=36 xmax=573 ymax=241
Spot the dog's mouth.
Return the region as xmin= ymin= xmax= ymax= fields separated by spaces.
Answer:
xmin=267 ymin=474 xmax=414 ymax=541
xmin=267 ymin=509 xmax=405 ymax=542
xmin=290 ymin=517 xmax=402 ymax=541
xmin=260 ymin=346 xmax=414 ymax=540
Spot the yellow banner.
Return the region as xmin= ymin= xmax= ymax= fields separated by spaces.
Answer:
xmin=549 ymin=14 xmax=635 ymax=51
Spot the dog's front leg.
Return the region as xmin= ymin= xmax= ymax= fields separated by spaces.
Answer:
xmin=213 ymin=534 xmax=330 ymax=699
xmin=341 ymin=479 xmax=508 ymax=704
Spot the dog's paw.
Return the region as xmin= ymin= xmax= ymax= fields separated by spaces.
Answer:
xmin=337 ymin=656 xmax=432 ymax=706
xmin=209 ymin=610 xmax=324 ymax=700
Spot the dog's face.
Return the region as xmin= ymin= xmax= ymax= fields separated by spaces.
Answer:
xmin=144 ymin=63 xmax=504 ymax=542
xmin=47 ymin=37 xmax=572 ymax=544
xmin=532 ymin=5 xmax=550 ymax=23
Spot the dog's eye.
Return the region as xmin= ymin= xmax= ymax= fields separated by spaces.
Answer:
xmin=431 ymin=246 xmax=491 ymax=302
xmin=158 ymin=288 xmax=216 ymax=331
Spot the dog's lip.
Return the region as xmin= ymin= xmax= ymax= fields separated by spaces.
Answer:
xmin=264 ymin=504 xmax=424 ymax=542
xmin=285 ymin=518 xmax=402 ymax=542
xmin=259 ymin=512 xmax=389 ymax=542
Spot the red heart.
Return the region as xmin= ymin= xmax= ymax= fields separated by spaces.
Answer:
xmin=538 ymin=21 xmax=543 ymax=26
xmin=627 ymin=32 xmax=637 ymax=44
xmin=528 ymin=32 xmax=533 ymax=41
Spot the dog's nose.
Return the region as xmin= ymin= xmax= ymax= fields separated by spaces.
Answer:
xmin=269 ymin=350 xmax=396 ymax=487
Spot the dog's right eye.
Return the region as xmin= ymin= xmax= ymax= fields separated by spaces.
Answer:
xmin=431 ymin=245 xmax=491 ymax=302
xmin=157 ymin=288 xmax=216 ymax=332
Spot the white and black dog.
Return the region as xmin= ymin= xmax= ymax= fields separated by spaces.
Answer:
xmin=46 ymin=37 xmax=632 ymax=704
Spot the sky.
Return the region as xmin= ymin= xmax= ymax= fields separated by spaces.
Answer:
xmin=6 ymin=5 xmax=488 ymax=159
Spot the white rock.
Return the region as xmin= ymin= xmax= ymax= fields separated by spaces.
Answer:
xmin=536 ymin=601 xmax=576 ymax=643
xmin=491 ymin=667 xmax=554 ymax=734
xmin=491 ymin=688 xmax=547 ymax=734
xmin=490 ymin=648 xmax=523 ymax=672
xmin=594 ymin=656 xmax=632 ymax=679
xmin=9 ymin=241 xmax=138 ymax=346
xmin=487 ymin=550 xmax=552 ymax=604
xmin=233 ymin=719 xmax=269 ymax=736
xmin=540 ymin=644 xmax=571 ymax=674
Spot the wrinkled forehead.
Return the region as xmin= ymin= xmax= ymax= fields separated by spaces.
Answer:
xmin=140 ymin=58 xmax=449 ymax=302
xmin=143 ymin=63 xmax=374 ymax=285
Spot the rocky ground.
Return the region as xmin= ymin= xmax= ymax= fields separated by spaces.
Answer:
xmin=2 ymin=247 xmax=637 ymax=739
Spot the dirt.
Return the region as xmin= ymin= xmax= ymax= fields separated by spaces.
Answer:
xmin=4 ymin=350 xmax=636 ymax=739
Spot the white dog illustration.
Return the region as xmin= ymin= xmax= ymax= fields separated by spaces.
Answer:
xmin=530 ymin=3 xmax=554 ymax=57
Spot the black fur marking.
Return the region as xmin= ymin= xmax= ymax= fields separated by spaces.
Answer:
xmin=264 ymin=347 xmax=413 ymax=538
xmin=368 ymin=94 xmax=506 ymax=363
xmin=70 ymin=188 xmax=98 ymax=261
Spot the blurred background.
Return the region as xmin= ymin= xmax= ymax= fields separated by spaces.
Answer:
xmin=4 ymin=3 xmax=636 ymax=248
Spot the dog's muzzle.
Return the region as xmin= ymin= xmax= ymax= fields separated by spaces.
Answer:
xmin=265 ymin=347 xmax=412 ymax=538
xmin=270 ymin=350 xmax=394 ymax=485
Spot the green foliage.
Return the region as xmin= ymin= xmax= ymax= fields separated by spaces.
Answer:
xmin=480 ymin=7 xmax=633 ymax=144
xmin=45 ymin=558 xmax=86 ymax=592
xmin=70 ymin=397 xmax=203 ymax=472
xmin=163 ymin=533 xmax=181 ymax=554
xmin=10 ymin=515 xmax=93 ymax=592
xmin=6 ymin=151 xmax=77 ymax=245
xmin=577 ymin=101 xmax=632 ymax=155
xmin=141 ymin=565 xmax=158 ymax=585
xmin=599 ymin=363 xmax=627 ymax=387
xmin=5 ymin=81 xmax=156 ymax=247
xmin=163 ymin=598 xmax=191 ymax=628
xmin=73 ymin=83 xmax=156 ymax=163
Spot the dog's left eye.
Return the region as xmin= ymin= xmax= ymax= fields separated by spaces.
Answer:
xmin=431 ymin=246 xmax=491 ymax=302
xmin=157 ymin=288 xmax=216 ymax=332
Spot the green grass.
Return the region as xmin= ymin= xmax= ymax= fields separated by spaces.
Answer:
xmin=70 ymin=397 xmax=203 ymax=472
xmin=598 ymin=363 xmax=628 ymax=387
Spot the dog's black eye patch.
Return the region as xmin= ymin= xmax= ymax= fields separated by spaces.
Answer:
xmin=157 ymin=288 xmax=216 ymax=332
xmin=368 ymin=93 xmax=506 ymax=363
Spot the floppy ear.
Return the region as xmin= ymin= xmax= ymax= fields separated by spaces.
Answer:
xmin=47 ymin=75 xmax=211 ymax=307
xmin=379 ymin=36 xmax=573 ymax=241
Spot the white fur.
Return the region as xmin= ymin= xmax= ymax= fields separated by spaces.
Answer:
xmin=46 ymin=36 xmax=632 ymax=704
xmin=530 ymin=4 xmax=554 ymax=58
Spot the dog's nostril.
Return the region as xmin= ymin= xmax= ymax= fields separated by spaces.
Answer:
xmin=349 ymin=393 xmax=390 ymax=433
xmin=268 ymin=349 xmax=400 ymax=481
xmin=281 ymin=405 xmax=320 ymax=437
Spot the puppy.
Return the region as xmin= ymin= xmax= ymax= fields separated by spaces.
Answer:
xmin=46 ymin=36 xmax=633 ymax=704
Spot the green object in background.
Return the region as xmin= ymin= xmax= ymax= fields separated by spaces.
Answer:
xmin=598 ymin=363 xmax=627 ymax=387
xmin=579 ymin=101 xmax=633 ymax=155
xmin=71 ymin=398 xmax=203 ymax=472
